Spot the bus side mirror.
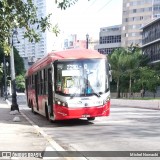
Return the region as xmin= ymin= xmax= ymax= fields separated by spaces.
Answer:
xmin=108 ymin=64 xmax=112 ymax=82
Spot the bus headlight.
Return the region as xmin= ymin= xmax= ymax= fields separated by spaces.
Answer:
xmin=55 ymin=99 xmax=68 ymax=107
xmin=103 ymin=96 xmax=110 ymax=104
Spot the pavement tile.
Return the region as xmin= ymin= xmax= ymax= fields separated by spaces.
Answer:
xmin=0 ymin=97 xmax=51 ymax=159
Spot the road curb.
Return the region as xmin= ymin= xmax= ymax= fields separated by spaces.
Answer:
xmin=6 ymin=99 xmax=87 ymax=160
xmin=112 ymin=104 xmax=160 ymax=110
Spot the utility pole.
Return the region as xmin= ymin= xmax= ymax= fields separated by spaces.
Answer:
xmin=86 ymin=34 xmax=89 ymax=49
xmin=10 ymin=29 xmax=19 ymax=111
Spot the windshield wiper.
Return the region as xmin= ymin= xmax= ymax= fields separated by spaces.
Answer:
xmin=70 ymin=93 xmax=77 ymax=99
xmin=93 ymin=92 xmax=101 ymax=97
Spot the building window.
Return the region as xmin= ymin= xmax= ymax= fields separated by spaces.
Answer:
xmin=140 ymin=16 xmax=143 ymax=20
xmin=98 ymin=48 xmax=118 ymax=55
xmin=133 ymin=9 xmax=137 ymax=13
xmin=132 ymin=33 xmax=136 ymax=37
xmin=126 ymin=3 xmax=130 ymax=7
xmin=125 ymin=33 xmax=128 ymax=37
xmin=125 ymin=18 xmax=128 ymax=22
xmin=100 ymin=35 xmax=121 ymax=44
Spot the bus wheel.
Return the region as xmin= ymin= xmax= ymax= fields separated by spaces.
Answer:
xmin=31 ymin=102 xmax=36 ymax=114
xmin=45 ymin=105 xmax=49 ymax=120
xmin=87 ymin=117 xmax=95 ymax=121
xmin=45 ymin=104 xmax=56 ymax=123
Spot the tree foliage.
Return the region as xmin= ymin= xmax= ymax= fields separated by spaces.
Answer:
xmin=0 ymin=46 xmax=25 ymax=91
xmin=108 ymin=47 xmax=127 ymax=98
xmin=16 ymin=74 xmax=25 ymax=92
xmin=13 ymin=47 xmax=25 ymax=75
xmin=55 ymin=0 xmax=79 ymax=9
xmin=108 ymin=45 xmax=159 ymax=98
xmin=0 ymin=0 xmax=60 ymax=54
xmin=0 ymin=47 xmax=25 ymax=76
xmin=123 ymin=46 xmax=142 ymax=97
xmin=133 ymin=67 xmax=160 ymax=96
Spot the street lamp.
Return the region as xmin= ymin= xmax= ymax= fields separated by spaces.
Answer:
xmin=10 ymin=29 xmax=20 ymax=111
xmin=86 ymin=34 xmax=89 ymax=49
xmin=1 ymin=57 xmax=9 ymax=99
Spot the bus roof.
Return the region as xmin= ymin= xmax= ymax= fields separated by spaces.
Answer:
xmin=26 ymin=48 xmax=106 ymax=76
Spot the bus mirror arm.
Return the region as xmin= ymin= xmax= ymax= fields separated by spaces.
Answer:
xmin=109 ymin=70 xmax=112 ymax=82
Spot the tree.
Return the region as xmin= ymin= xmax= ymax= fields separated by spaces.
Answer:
xmin=108 ymin=48 xmax=127 ymax=98
xmin=123 ymin=45 xmax=142 ymax=97
xmin=0 ymin=0 xmax=62 ymax=54
xmin=134 ymin=67 xmax=160 ymax=98
xmin=14 ymin=47 xmax=25 ymax=75
xmin=0 ymin=46 xmax=25 ymax=76
xmin=0 ymin=0 xmax=89 ymax=53
xmin=16 ymin=74 xmax=25 ymax=92
xmin=108 ymin=45 xmax=152 ymax=98
xmin=0 ymin=46 xmax=25 ymax=96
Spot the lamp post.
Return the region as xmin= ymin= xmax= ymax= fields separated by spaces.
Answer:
xmin=10 ymin=29 xmax=19 ymax=111
xmin=86 ymin=34 xmax=89 ymax=49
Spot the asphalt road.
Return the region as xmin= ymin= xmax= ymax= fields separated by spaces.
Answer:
xmin=8 ymin=94 xmax=160 ymax=160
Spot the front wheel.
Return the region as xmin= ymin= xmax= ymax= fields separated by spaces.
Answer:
xmin=87 ymin=117 xmax=95 ymax=121
xmin=31 ymin=102 xmax=36 ymax=114
xmin=45 ymin=105 xmax=56 ymax=123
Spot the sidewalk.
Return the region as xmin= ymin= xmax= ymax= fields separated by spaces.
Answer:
xmin=0 ymin=97 xmax=61 ymax=160
xmin=111 ymin=98 xmax=160 ymax=110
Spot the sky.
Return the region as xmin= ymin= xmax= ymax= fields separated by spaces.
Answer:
xmin=54 ymin=0 xmax=123 ymax=40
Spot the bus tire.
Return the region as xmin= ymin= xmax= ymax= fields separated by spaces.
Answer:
xmin=45 ymin=104 xmax=56 ymax=123
xmin=45 ymin=104 xmax=49 ymax=120
xmin=87 ymin=117 xmax=95 ymax=121
xmin=31 ymin=101 xmax=36 ymax=114
xmin=28 ymin=100 xmax=31 ymax=108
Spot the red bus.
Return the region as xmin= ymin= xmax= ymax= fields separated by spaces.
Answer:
xmin=25 ymin=48 xmax=111 ymax=121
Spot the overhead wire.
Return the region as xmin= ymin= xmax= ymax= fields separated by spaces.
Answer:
xmin=97 ymin=0 xmax=114 ymax=13
xmin=87 ymin=0 xmax=98 ymax=9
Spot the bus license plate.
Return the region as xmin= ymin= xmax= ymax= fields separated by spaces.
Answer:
xmin=82 ymin=114 xmax=90 ymax=118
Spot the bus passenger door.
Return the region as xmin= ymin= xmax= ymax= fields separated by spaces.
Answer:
xmin=48 ymin=68 xmax=53 ymax=116
xmin=35 ymin=74 xmax=39 ymax=111
xmin=25 ymin=78 xmax=29 ymax=106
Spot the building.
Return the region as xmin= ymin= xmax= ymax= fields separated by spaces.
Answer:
xmin=95 ymin=25 xmax=121 ymax=55
xmin=122 ymin=0 xmax=160 ymax=47
xmin=88 ymin=37 xmax=99 ymax=50
xmin=63 ymin=34 xmax=98 ymax=50
xmin=13 ymin=0 xmax=60 ymax=70
xmin=141 ymin=17 xmax=160 ymax=64
xmin=63 ymin=34 xmax=78 ymax=49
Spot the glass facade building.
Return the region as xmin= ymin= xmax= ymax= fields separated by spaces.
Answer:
xmin=142 ymin=18 xmax=160 ymax=63
xmin=95 ymin=25 xmax=121 ymax=55
xmin=13 ymin=0 xmax=57 ymax=70
xmin=122 ymin=0 xmax=160 ymax=47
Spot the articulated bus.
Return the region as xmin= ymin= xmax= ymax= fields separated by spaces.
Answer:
xmin=25 ymin=49 xmax=111 ymax=121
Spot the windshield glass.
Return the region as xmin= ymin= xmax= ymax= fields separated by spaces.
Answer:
xmin=55 ymin=59 xmax=108 ymax=96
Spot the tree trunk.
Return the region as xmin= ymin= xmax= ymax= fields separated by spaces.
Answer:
xmin=116 ymin=78 xmax=120 ymax=98
xmin=129 ymin=73 xmax=132 ymax=98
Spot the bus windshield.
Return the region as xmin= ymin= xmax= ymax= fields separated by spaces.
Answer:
xmin=55 ymin=59 xmax=108 ymax=96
